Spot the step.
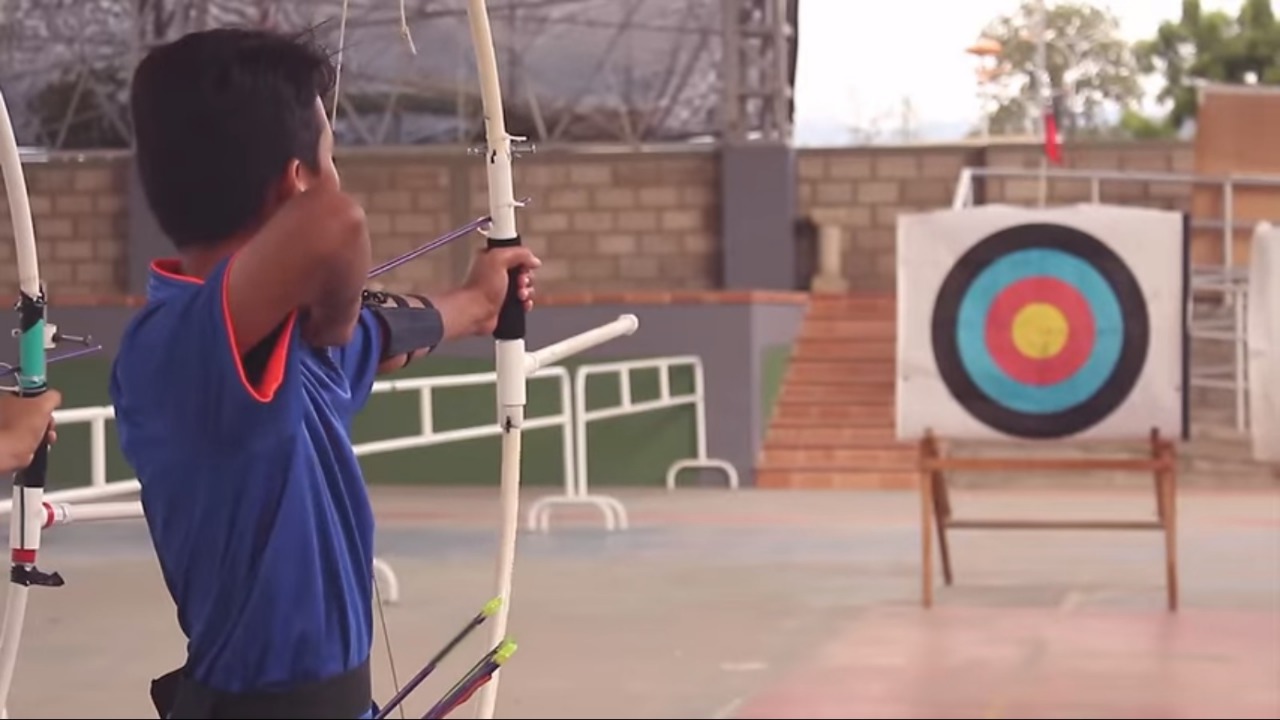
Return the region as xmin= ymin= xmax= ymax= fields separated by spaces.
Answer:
xmin=793 ymin=339 xmax=896 ymax=360
xmin=809 ymin=293 xmax=895 ymax=308
xmin=760 ymin=446 xmax=918 ymax=470
xmin=764 ymin=426 xmax=902 ymax=446
xmin=778 ymin=384 xmax=895 ymax=403
xmin=755 ymin=468 xmax=917 ymax=490
xmin=807 ymin=293 xmax=895 ymax=309
xmin=800 ymin=319 xmax=896 ymax=341
xmin=770 ymin=414 xmax=895 ymax=430
xmin=788 ymin=360 xmax=896 ymax=383
xmin=786 ymin=373 xmax=897 ymax=389
xmin=807 ymin=304 xmax=894 ymax=321
xmin=773 ymin=402 xmax=894 ymax=423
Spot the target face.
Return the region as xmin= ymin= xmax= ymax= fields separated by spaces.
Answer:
xmin=930 ymin=223 xmax=1149 ymax=439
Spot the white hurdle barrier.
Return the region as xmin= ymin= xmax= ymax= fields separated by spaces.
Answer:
xmin=527 ymin=355 xmax=738 ymax=533
xmin=578 ymin=355 xmax=738 ymax=494
xmin=355 ymin=365 xmax=574 ymax=464
xmin=523 ymin=319 xmax=640 ymax=532
xmin=352 ymin=366 xmax=579 ymax=604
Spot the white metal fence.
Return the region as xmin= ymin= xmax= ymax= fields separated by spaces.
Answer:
xmin=526 ymin=355 xmax=738 ymax=532
xmin=951 ymin=165 xmax=1278 ymax=435
xmin=1 ymin=354 xmax=728 ymax=551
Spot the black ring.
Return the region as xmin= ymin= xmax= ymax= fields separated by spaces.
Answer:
xmin=929 ymin=223 xmax=1149 ymax=439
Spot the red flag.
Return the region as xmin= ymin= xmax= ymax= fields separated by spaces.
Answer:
xmin=1042 ymin=98 xmax=1063 ymax=165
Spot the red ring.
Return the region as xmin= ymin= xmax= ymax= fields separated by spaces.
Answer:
xmin=984 ymin=276 xmax=1095 ymax=386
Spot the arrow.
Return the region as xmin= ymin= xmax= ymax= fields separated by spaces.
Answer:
xmin=374 ymin=597 xmax=503 ymax=720
xmin=421 ymin=638 xmax=517 ymax=719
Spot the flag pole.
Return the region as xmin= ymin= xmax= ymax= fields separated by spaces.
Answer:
xmin=1035 ymin=0 xmax=1049 ymax=207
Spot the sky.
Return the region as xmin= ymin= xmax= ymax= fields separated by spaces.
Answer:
xmin=793 ymin=0 xmax=1241 ymax=145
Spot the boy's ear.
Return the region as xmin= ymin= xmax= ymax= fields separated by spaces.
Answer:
xmin=284 ymin=158 xmax=309 ymax=194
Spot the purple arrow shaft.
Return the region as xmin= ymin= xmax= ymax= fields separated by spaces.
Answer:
xmin=0 ymin=344 xmax=104 ymax=380
xmin=366 ymin=197 xmax=530 ymax=279
xmin=368 ymin=215 xmax=491 ymax=278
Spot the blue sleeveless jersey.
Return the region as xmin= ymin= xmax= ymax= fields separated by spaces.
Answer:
xmin=110 ymin=256 xmax=381 ymax=695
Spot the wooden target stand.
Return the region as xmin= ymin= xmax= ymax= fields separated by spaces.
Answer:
xmin=917 ymin=427 xmax=1179 ymax=611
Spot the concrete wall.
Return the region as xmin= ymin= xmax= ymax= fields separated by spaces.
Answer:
xmin=0 ymin=141 xmax=1193 ymax=302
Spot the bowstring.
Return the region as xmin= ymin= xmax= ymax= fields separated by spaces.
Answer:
xmin=329 ymin=0 xmax=398 ymax=711
xmin=373 ymin=575 xmax=403 ymax=719
xmin=399 ymin=0 xmax=419 ymax=55
xmin=329 ymin=2 xmax=417 ymax=716
xmin=330 ymin=0 xmax=350 ymax=129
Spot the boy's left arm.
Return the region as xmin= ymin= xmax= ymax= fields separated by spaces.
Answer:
xmin=336 ymin=246 xmax=539 ymax=394
xmin=362 ymin=289 xmax=476 ymax=375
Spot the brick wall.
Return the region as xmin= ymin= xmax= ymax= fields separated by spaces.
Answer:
xmin=341 ymin=147 xmax=720 ymax=297
xmin=796 ymin=141 xmax=1195 ymax=291
xmin=0 ymin=141 xmax=1192 ymax=303
xmin=463 ymin=151 xmax=720 ymax=292
xmin=0 ymin=153 xmax=130 ymax=299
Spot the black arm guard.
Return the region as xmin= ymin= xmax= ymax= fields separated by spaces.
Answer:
xmin=362 ymin=290 xmax=444 ymax=364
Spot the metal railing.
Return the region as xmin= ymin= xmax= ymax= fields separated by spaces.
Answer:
xmin=0 ymin=367 xmax=581 ymax=604
xmin=525 ymin=355 xmax=737 ymax=533
xmin=950 ymin=165 xmax=1280 ymax=434
xmin=354 ymin=366 xmax=574 ymax=475
xmin=3 ymin=353 xmax=734 ymax=550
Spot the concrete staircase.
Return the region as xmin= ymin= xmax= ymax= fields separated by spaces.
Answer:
xmin=756 ymin=293 xmax=917 ymax=489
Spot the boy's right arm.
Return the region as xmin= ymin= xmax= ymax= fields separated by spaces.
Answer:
xmin=222 ymin=187 xmax=373 ymax=354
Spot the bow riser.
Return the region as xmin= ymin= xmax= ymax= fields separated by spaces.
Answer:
xmin=464 ymin=2 xmax=526 ymax=718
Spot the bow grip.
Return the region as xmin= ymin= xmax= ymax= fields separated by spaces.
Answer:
xmin=14 ymin=434 xmax=48 ymax=492
xmin=14 ymin=380 xmax=50 ymax=493
xmin=486 ymin=236 xmax=525 ymax=341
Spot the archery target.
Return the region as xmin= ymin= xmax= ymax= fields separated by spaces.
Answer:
xmin=1248 ymin=222 xmax=1280 ymax=462
xmin=896 ymin=205 xmax=1187 ymax=442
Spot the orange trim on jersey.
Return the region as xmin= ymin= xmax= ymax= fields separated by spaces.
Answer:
xmin=150 ymin=258 xmax=204 ymax=284
xmin=220 ymin=254 xmax=295 ymax=403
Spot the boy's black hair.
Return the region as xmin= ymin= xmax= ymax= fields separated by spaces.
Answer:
xmin=130 ymin=27 xmax=337 ymax=249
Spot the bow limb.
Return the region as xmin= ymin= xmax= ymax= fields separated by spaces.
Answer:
xmin=464 ymin=2 xmax=525 ymax=718
xmin=0 ymin=87 xmax=62 ymax=720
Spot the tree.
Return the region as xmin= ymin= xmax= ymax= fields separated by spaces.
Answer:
xmin=975 ymin=0 xmax=1144 ymax=138
xmin=1135 ymin=0 xmax=1280 ymax=133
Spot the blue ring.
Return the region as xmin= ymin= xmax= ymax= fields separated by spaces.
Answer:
xmin=954 ymin=248 xmax=1124 ymax=415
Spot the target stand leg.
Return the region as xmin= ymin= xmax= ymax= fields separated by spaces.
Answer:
xmin=914 ymin=427 xmax=1180 ymax=611
xmin=1149 ymin=428 xmax=1179 ymax=612
xmin=918 ymin=431 xmax=937 ymax=608
xmin=918 ymin=430 xmax=956 ymax=607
